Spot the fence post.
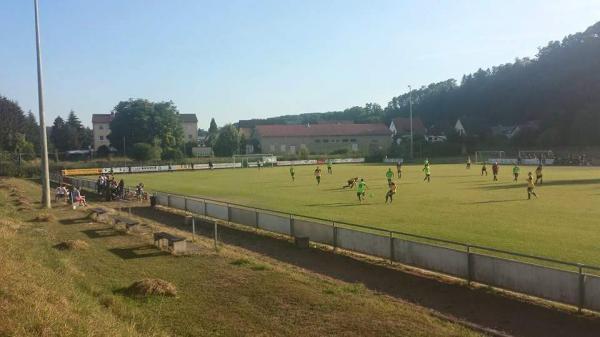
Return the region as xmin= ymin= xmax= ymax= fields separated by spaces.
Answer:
xmin=192 ymin=217 xmax=196 ymax=242
xmin=227 ymin=204 xmax=231 ymax=224
xmin=332 ymin=221 xmax=337 ymax=252
xmin=213 ymin=220 xmax=218 ymax=251
xmin=389 ymin=232 xmax=394 ymax=263
xmin=184 ymin=197 xmax=188 ymax=212
xmin=203 ymin=199 xmax=207 ymax=216
xmin=467 ymin=245 xmax=473 ymax=286
xmin=578 ymin=264 xmax=585 ymax=313
xmin=255 ymin=209 xmax=259 ymax=230
xmin=167 ymin=194 xmax=171 ymax=208
xmin=290 ymin=214 xmax=295 ymax=237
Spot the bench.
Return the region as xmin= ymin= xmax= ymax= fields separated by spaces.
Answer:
xmin=113 ymin=216 xmax=139 ymax=231
xmin=153 ymin=231 xmax=187 ymax=254
xmin=89 ymin=207 xmax=108 ymax=221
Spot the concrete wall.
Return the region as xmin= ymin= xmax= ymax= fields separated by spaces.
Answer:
xmin=293 ymin=219 xmax=334 ymax=245
xmin=472 ymin=254 xmax=580 ymax=305
xmin=169 ymin=195 xmax=186 ymax=210
xmin=258 ymin=213 xmax=291 ymax=235
xmin=186 ymin=199 xmax=205 ymax=215
xmin=206 ymin=202 xmax=228 ymax=221
xmin=394 ymin=239 xmax=468 ymax=279
xmin=585 ymin=274 xmax=600 ymax=312
xmin=336 ymin=228 xmax=390 ymax=259
xmin=230 ymin=207 xmax=257 ymax=227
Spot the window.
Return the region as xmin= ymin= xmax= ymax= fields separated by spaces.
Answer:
xmin=323 ymin=139 xmax=329 ymax=143
xmin=350 ymin=139 xmax=356 ymax=142
xmin=99 ymin=136 xmax=104 ymax=140
xmin=99 ymin=125 xmax=104 ymax=130
xmin=371 ymin=139 xmax=379 ymax=143
xmin=269 ymin=145 xmax=275 ymax=152
xmin=342 ymin=139 xmax=348 ymax=143
xmin=289 ymin=145 xmax=296 ymax=153
xmin=352 ymin=143 xmax=359 ymax=151
xmin=280 ymin=144 xmax=286 ymax=152
xmin=315 ymin=139 xmax=321 ymax=143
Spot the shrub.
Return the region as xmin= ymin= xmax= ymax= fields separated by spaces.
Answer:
xmin=96 ymin=145 xmax=111 ymax=158
xmin=129 ymin=143 xmax=161 ymax=161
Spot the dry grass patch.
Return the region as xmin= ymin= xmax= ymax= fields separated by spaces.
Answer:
xmin=33 ymin=212 xmax=56 ymax=222
xmin=124 ymin=279 xmax=177 ymax=297
xmin=0 ymin=219 xmax=22 ymax=238
xmin=54 ymin=240 xmax=89 ymax=251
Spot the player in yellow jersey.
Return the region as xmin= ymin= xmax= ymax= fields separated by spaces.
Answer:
xmin=527 ymin=172 xmax=538 ymax=199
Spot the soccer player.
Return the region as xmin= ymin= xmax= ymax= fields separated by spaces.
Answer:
xmin=289 ymin=166 xmax=295 ymax=181
xmin=481 ymin=162 xmax=488 ymax=176
xmin=492 ymin=162 xmax=499 ymax=181
xmin=512 ymin=164 xmax=520 ymax=182
xmin=357 ymin=178 xmax=367 ymax=202
xmin=396 ymin=161 xmax=402 ymax=178
xmin=385 ymin=181 xmax=397 ymax=203
xmin=422 ymin=163 xmax=431 ymax=182
xmin=535 ymin=165 xmax=543 ymax=185
xmin=314 ymin=166 xmax=322 ymax=185
xmin=327 ymin=160 xmax=333 ymax=174
xmin=527 ymin=172 xmax=538 ymax=199
xmin=343 ymin=177 xmax=358 ymax=189
xmin=466 ymin=156 xmax=471 ymax=169
xmin=386 ymin=168 xmax=394 ymax=185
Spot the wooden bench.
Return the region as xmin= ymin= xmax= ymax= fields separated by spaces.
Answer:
xmin=113 ymin=216 xmax=139 ymax=231
xmin=89 ymin=207 xmax=108 ymax=221
xmin=153 ymin=231 xmax=187 ymax=254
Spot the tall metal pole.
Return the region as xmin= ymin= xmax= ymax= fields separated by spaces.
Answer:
xmin=408 ymin=85 xmax=413 ymax=159
xmin=34 ymin=0 xmax=51 ymax=208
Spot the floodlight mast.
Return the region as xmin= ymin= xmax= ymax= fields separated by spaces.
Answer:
xmin=34 ymin=0 xmax=51 ymax=208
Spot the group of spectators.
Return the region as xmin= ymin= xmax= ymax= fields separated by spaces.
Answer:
xmin=97 ymin=173 xmax=126 ymax=201
xmin=54 ymin=184 xmax=87 ymax=207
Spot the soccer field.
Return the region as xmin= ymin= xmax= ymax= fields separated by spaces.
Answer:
xmin=107 ymin=164 xmax=600 ymax=266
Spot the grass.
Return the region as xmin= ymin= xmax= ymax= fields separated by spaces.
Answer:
xmin=0 ymin=177 xmax=481 ymax=337
xmin=105 ymin=163 xmax=600 ymax=267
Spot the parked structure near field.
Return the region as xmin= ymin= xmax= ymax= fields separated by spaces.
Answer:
xmin=92 ymin=113 xmax=198 ymax=150
xmin=254 ymin=123 xmax=392 ymax=155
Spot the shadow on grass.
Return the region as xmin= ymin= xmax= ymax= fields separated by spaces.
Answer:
xmin=59 ymin=217 xmax=91 ymax=225
xmin=109 ymin=245 xmax=169 ymax=260
xmin=464 ymin=199 xmax=527 ymax=205
xmin=480 ymin=178 xmax=600 ymax=190
xmin=304 ymin=202 xmax=361 ymax=207
xmin=125 ymin=204 xmax=600 ymax=337
xmin=81 ymin=228 xmax=126 ymax=239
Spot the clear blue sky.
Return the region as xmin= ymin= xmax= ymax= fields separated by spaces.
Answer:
xmin=1 ymin=0 xmax=599 ymax=129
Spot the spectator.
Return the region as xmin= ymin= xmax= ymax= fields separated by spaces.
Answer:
xmin=72 ymin=186 xmax=87 ymax=207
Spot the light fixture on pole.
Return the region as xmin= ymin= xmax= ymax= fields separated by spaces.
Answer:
xmin=34 ymin=0 xmax=51 ymax=208
xmin=408 ymin=85 xmax=413 ymax=159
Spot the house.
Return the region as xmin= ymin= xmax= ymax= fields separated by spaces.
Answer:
xmin=254 ymin=123 xmax=391 ymax=155
xmin=389 ymin=117 xmax=426 ymax=137
xmin=91 ymin=112 xmax=198 ymax=150
xmin=178 ymin=114 xmax=199 ymax=143
xmin=92 ymin=113 xmax=114 ymax=150
xmin=238 ymin=127 xmax=255 ymax=154
xmin=455 ymin=119 xmax=466 ymax=136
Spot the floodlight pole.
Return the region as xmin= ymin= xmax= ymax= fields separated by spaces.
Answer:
xmin=408 ymin=85 xmax=413 ymax=159
xmin=34 ymin=0 xmax=51 ymax=208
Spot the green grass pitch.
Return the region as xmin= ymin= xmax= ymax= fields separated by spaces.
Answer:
xmin=108 ymin=164 xmax=600 ymax=267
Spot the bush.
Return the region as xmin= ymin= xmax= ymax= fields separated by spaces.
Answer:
xmin=129 ymin=143 xmax=161 ymax=161
xmin=329 ymin=148 xmax=348 ymax=155
xmin=96 ymin=145 xmax=111 ymax=158
xmin=161 ymin=148 xmax=184 ymax=161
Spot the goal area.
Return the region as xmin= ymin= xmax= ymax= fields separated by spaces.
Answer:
xmin=474 ymin=151 xmax=505 ymax=164
xmin=232 ymin=154 xmax=277 ymax=168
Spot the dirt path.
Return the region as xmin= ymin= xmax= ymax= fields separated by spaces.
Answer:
xmin=128 ymin=205 xmax=600 ymax=337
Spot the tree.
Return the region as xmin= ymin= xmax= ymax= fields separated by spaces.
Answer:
xmin=162 ymin=147 xmax=184 ymax=161
xmin=239 ymin=133 xmax=247 ymax=155
xmin=108 ymin=99 xmax=184 ymax=155
xmin=213 ymin=124 xmax=239 ymax=157
xmin=50 ymin=116 xmax=69 ymax=152
xmin=130 ymin=143 xmax=162 ymax=161
xmin=66 ymin=110 xmax=85 ymax=149
xmin=207 ymin=118 xmax=218 ymax=147
xmin=23 ymin=111 xmax=40 ymax=153
xmin=0 ymin=96 xmax=26 ymax=152
xmin=14 ymin=133 xmax=36 ymax=160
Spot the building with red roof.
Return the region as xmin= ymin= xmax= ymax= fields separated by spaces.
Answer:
xmin=254 ymin=123 xmax=391 ymax=155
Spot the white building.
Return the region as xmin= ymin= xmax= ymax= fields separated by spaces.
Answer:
xmin=91 ymin=113 xmax=198 ymax=150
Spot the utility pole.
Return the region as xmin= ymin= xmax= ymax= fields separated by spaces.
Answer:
xmin=408 ymin=85 xmax=414 ymax=160
xmin=34 ymin=0 xmax=51 ymax=208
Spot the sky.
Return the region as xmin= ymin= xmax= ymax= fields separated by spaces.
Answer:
xmin=1 ymin=1 xmax=599 ymax=129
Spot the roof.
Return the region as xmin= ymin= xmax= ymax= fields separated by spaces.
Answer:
xmin=178 ymin=114 xmax=198 ymax=123
xmin=92 ymin=114 xmax=113 ymax=124
xmin=255 ymin=123 xmax=391 ymax=138
xmin=391 ymin=117 xmax=426 ymax=134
